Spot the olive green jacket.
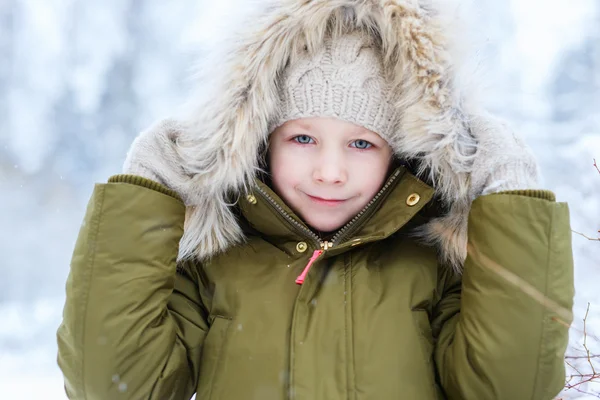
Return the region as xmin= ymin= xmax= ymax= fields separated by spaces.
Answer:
xmin=57 ymin=166 xmax=574 ymax=399
xmin=57 ymin=1 xmax=575 ymax=398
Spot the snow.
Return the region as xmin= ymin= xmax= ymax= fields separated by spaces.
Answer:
xmin=1 ymin=0 xmax=598 ymax=398
xmin=0 ymin=299 xmax=65 ymax=399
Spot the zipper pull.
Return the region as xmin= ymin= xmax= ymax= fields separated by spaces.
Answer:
xmin=295 ymin=249 xmax=323 ymax=285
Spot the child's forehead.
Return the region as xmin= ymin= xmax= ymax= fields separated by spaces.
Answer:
xmin=283 ymin=117 xmax=373 ymax=135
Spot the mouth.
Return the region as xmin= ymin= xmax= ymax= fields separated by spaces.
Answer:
xmin=305 ymin=194 xmax=348 ymax=206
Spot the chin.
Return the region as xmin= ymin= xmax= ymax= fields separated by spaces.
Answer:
xmin=304 ymin=217 xmax=346 ymax=233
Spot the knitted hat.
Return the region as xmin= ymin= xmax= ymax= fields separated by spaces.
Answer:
xmin=271 ymin=31 xmax=399 ymax=141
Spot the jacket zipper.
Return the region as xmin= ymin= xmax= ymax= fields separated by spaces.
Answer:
xmin=329 ymin=168 xmax=401 ymax=246
xmin=253 ymin=187 xmax=322 ymax=249
xmin=254 ymin=168 xmax=402 ymax=284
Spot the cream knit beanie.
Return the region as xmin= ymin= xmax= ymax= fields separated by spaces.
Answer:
xmin=271 ymin=31 xmax=399 ymax=141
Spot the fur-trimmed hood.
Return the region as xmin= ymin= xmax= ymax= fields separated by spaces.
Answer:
xmin=172 ymin=0 xmax=505 ymax=272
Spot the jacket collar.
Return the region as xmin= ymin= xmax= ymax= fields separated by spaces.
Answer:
xmin=238 ymin=167 xmax=435 ymax=257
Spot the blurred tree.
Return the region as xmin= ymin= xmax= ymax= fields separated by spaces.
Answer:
xmin=548 ymin=7 xmax=600 ymax=126
xmin=0 ymin=1 xmax=15 ymax=166
xmin=49 ymin=0 xmax=139 ymax=185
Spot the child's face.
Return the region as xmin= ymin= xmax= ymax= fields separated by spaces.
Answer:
xmin=269 ymin=117 xmax=393 ymax=233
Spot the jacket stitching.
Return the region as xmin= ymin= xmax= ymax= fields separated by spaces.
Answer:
xmin=206 ymin=316 xmax=233 ymax=400
xmin=531 ymin=202 xmax=555 ymax=399
xmin=344 ymin=254 xmax=349 ymax=400
xmin=80 ymin=185 xmax=106 ymax=400
xmin=289 ymin=286 xmax=303 ymax=398
xmin=211 ymin=314 xmax=233 ymax=321
xmin=344 ymin=253 xmax=356 ymax=400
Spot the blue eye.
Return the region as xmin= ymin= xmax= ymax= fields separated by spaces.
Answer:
xmin=351 ymin=140 xmax=372 ymax=149
xmin=294 ymin=135 xmax=314 ymax=144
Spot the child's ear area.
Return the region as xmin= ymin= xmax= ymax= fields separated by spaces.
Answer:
xmin=268 ymin=123 xmax=286 ymax=144
xmin=257 ymin=141 xmax=273 ymax=187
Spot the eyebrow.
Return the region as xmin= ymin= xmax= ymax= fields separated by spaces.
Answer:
xmin=294 ymin=120 xmax=312 ymax=130
xmin=287 ymin=120 xmax=379 ymax=138
xmin=352 ymin=127 xmax=379 ymax=138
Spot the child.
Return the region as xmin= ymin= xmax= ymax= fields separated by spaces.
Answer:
xmin=57 ymin=1 xmax=574 ymax=399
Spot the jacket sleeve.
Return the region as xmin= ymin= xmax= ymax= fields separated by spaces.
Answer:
xmin=56 ymin=175 xmax=208 ymax=400
xmin=432 ymin=190 xmax=575 ymax=399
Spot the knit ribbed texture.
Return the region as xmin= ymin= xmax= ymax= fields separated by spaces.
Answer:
xmin=108 ymin=174 xmax=182 ymax=201
xmin=494 ymin=189 xmax=556 ymax=202
xmin=271 ymin=32 xmax=399 ymax=140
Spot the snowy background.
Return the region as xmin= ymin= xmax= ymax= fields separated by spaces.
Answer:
xmin=1 ymin=0 xmax=599 ymax=399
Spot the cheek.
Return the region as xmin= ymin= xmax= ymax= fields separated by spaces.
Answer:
xmin=350 ymin=152 xmax=391 ymax=189
xmin=269 ymin=144 xmax=308 ymax=192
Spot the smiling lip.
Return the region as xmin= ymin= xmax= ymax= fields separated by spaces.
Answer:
xmin=306 ymin=194 xmax=347 ymax=206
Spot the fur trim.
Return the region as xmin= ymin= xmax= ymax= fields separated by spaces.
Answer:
xmin=173 ymin=0 xmax=501 ymax=273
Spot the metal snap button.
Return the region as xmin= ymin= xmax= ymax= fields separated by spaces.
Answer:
xmin=296 ymin=242 xmax=308 ymax=253
xmin=246 ymin=194 xmax=257 ymax=205
xmin=406 ymin=193 xmax=420 ymax=207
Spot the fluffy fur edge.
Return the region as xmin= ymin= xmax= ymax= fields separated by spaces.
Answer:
xmin=173 ymin=0 xmax=497 ymax=273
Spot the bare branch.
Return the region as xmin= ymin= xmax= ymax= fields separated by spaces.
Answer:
xmin=564 ymin=303 xmax=600 ymax=395
xmin=572 ymin=230 xmax=600 ymax=241
xmin=566 ymin=355 xmax=600 ymax=360
xmin=561 ymin=159 xmax=600 ymax=396
xmin=583 ymin=303 xmax=597 ymax=376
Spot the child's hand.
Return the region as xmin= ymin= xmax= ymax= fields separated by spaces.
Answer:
xmin=123 ymin=119 xmax=191 ymax=195
xmin=468 ymin=114 xmax=540 ymax=198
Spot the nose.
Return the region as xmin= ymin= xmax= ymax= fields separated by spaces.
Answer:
xmin=312 ymin=150 xmax=347 ymax=185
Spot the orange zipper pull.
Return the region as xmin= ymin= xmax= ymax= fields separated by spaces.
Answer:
xmin=295 ymin=249 xmax=323 ymax=285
